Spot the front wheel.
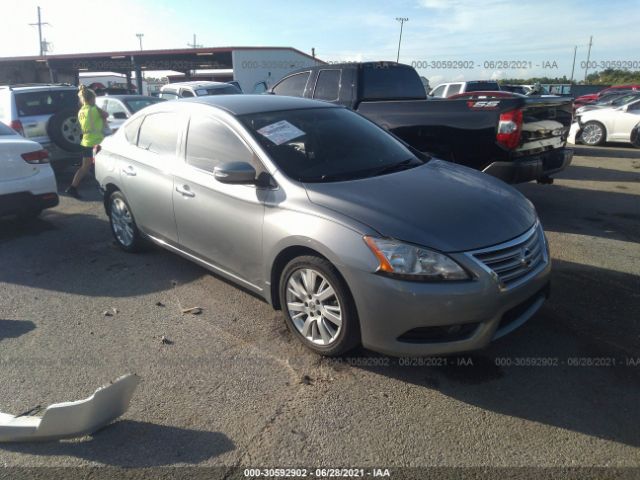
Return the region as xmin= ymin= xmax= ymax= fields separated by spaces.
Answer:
xmin=279 ymin=255 xmax=360 ymax=356
xmin=580 ymin=121 xmax=606 ymax=146
xmin=108 ymin=191 xmax=146 ymax=252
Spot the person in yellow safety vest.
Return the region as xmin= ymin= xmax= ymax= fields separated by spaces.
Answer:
xmin=65 ymin=85 xmax=109 ymax=199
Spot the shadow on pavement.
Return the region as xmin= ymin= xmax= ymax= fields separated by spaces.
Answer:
xmin=572 ymin=145 xmax=640 ymax=159
xmin=343 ymin=259 xmax=640 ymax=448
xmin=0 ymin=212 xmax=205 ymax=298
xmin=556 ymin=164 xmax=640 ymax=183
xmin=518 ymin=183 xmax=640 ymax=243
xmin=0 ymin=320 xmax=36 ymax=341
xmin=0 ymin=420 xmax=235 ymax=467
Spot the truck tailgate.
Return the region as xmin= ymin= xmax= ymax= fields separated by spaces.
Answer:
xmin=517 ymin=97 xmax=574 ymax=156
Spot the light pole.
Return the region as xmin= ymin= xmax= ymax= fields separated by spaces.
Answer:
xmin=570 ymin=45 xmax=577 ymax=84
xmin=136 ymin=33 xmax=144 ymax=51
xmin=395 ymin=17 xmax=408 ymax=63
xmin=584 ymin=35 xmax=593 ymax=83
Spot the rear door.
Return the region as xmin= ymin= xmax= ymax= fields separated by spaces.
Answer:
xmin=119 ymin=111 xmax=183 ymax=243
xmin=13 ymin=88 xmax=77 ymax=144
xmin=172 ymin=113 xmax=265 ymax=288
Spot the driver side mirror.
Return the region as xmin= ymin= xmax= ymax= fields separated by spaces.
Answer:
xmin=214 ymin=161 xmax=257 ymax=185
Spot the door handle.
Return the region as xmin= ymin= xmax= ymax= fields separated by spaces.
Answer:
xmin=122 ymin=166 xmax=137 ymax=176
xmin=176 ymin=185 xmax=195 ymax=198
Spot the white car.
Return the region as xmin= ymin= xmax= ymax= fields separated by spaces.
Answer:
xmin=158 ymin=81 xmax=241 ymax=100
xmin=569 ymin=98 xmax=640 ymax=146
xmin=0 ymin=122 xmax=58 ymax=219
xmin=428 ymin=80 xmax=501 ymax=98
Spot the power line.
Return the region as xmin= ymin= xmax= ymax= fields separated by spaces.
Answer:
xmin=29 ymin=6 xmax=50 ymax=56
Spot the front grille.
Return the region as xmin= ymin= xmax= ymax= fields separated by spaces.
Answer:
xmin=471 ymin=224 xmax=547 ymax=288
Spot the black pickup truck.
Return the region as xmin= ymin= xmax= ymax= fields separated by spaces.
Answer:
xmin=264 ymin=62 xmax=574 ymax=183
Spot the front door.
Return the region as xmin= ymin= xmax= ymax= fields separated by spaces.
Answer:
xmin=172 ymin=113 xmax=265 ymax=289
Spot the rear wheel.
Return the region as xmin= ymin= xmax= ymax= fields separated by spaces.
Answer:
xmin=279 ymin=255 xmax=360 ymax=356
xmin=580 ymin=121 xmax=606 ymax=146
xmin=108 ymin=191 xmax=146 ymax=252
xmin=47 ymin=108 xmax=83 ymax=153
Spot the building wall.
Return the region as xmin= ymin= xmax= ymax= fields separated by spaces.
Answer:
xmin=231 ymin=49 xmax=318 ymax=93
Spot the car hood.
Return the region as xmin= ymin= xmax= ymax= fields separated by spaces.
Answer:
xmin=304 ymin=160 xmax=536 ymax=252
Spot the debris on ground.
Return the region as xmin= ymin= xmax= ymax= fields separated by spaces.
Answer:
xmin=300 ymin=374 xmax=313 ymax=385
xmin=181 ymin=307 xmax=202 ymax=315
xmin=160 ymin=336 xmax=173 ymax=345
xmin=155 ymin=301 xmax=165 ymax=307
xmin=102 ymin=310 xmax=113 ymax=317
xmin=0 ymin=374 xmax=140 ymax=442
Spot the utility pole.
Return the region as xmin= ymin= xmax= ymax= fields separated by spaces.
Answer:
xmin=395 ymin=17 xmax=408 ymax=63
xmin=584 ymin=35 xmax=593 ymax=83
xmin=29 ymin=6 xmax=50 ymax=56
xmin=570 ymin=45 xmax=577 ymax=84
xmin=136 ymin=33 xmax=144 ymax=50
xmin=187 ymin=34 xmax=202 ymax=48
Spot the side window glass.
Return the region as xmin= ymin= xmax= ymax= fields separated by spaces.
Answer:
xmin=124 ymin=115 xmax=144 ymax=145
xmin=313 ymin=70 xmax=341 ymax=101
xmin=273 ymin=72 xmax=310 ymax=97
xmin=186 ymin=115 xmax=253 ymax=172
xmin=138 ymin=113 xmax=180 ymax=155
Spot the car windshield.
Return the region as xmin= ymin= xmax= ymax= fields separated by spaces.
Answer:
xmin=240 ymin=107 xmax=426 ymax=183
xmin=124 ymin=97 xmax=165 ymax=113
xmin=14 ymin=89 xmax=78 ymax=116
xmin=611 ymin=94 xmax=640 ymax=106
xmin=196 ymin=85 xmax=241 ymax=96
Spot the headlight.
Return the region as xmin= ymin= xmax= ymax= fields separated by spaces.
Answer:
xmin=363 ymin=236 xmax=470 ymax=281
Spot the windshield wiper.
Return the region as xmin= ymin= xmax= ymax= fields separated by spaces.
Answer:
xmin=364 ymin=158 xmax=421 ymax=178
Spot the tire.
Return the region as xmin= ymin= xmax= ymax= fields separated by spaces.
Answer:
xmin=631 ymin=124 xmax=640 ymax=148
xmin=107 ymin=191 xmax=147 ymax=252
xmin=279 ymin=255 xmax=360 ymax=356
xmin=47 ymin=108 xmax=83 ymax=153
xmin=579 ymin=121 xmax=606 ymax=146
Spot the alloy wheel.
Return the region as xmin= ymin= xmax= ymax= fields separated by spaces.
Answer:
xmin=110 ymin=197 xmax=134 ymax=247
xmin=285 ymin=268 xmax=342 ymax=345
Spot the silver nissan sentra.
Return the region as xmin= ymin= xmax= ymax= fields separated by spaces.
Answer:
xmin=95 ymin=95 xmax=550 ymax=356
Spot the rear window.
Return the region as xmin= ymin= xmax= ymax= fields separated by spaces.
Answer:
xmin=14 ymin=90 xmax=78 ymax=116
xmin=361 ymin=65 xmax=426 ymax=100
xmin=124 ymin=98 xmax=164 ymax=113
xmin=465 ymin=81 xmax=500 ymax=92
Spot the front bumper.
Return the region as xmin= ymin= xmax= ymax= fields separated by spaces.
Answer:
xmin=482 ymin=147 xmax=573 ymax=183
xmin=343 ymin=233 xmax=552 ymax=357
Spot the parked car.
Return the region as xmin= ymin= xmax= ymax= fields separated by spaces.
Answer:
xmin=573 ymin=85 xmax=640 ymax=108
xmin=96 ymin=95 xmax=165 ymax=133
xmin=575 ymin=92 xmax=640 ymax=114
xmin=0 ymin=121 xmax=58 ymax=219
xmin=428 ymin=80 xmax=501 ymax=98
xmin=569 ymin=98 xmax=640 ymax=146
xmin=95 ymin=95 xmax=551 ymax=357
xmin=264 ymin=62 xmax=574 ymax=184
xmin=159 ymin=81 xmax=241 ymax=100
xmin=0 ymin=84 xmax=83 ymax=166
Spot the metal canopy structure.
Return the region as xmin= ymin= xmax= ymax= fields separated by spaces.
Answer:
xmin=0 ymin=46 xmax=317 ymax=93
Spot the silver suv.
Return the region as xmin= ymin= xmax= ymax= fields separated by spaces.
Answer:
xmin=158 ymin=81 xmax=241 ymax=100
xmin=0 ymin=84 xmax=83 ymax=164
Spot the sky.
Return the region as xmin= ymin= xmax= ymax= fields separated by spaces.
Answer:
xmin=1 ymin=0 xmax=638 ymax=84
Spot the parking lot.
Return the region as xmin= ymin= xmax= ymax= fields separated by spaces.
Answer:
xmin=1 ymin=145 xmax=639 ymax=473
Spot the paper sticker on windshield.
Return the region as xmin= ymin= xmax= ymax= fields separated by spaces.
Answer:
xmin=257 ymin=120 xmax=305 ymax=145
xmin=196 ymin=89 xmax=208 ymax=96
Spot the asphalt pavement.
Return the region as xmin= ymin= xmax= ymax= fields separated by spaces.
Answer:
xmin=0 ymin=146 xmax=639 ymax=478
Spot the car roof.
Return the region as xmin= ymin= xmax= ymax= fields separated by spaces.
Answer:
xmin=0 ymin=84 xmax=77 ymax=93
xmin=179 ymin=94 xmax=340 ymax=116
xmin=163 ymin=81 xmax=230 ymax=89
xmin=98 ymin=95 xmax=160 ymax=101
